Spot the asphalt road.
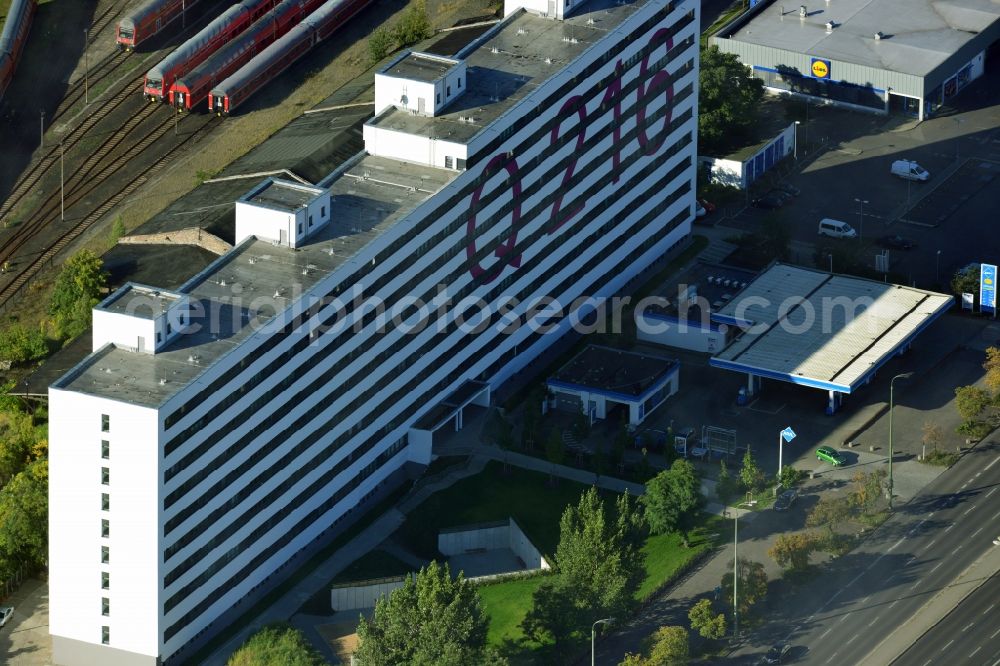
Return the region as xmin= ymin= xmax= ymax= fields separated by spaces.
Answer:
xmin=731 ymin=440 xmax=1000 ymax=665
xmin=892 ymin=570 xmax=1000 ymax=666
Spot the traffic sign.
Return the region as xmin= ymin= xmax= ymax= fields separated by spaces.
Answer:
xmin=780 ymin=427 xmax=796 ymax=443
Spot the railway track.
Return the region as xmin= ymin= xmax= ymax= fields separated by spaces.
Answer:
xmin=49 ymin=49 xmax=134 ymax=125
xmin=0 ymin=70 xmax=146 ymax=224
xmin=0 ymin=115 xmax=221 ymax=308
xmin=88 ymin=0 xmax=124 ymax=41
xmin=0 ymin=103 xmax=174 ymax=265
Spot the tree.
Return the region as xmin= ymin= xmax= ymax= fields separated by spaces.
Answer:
xmin=0 ymin=458 xmax=48 ymax=571
xmin=806 ymin=496 xmax=854 ymax=536
xmin=698 ymin=46 xmax=765 ymax=154
xmin=768 ymin=532 xmax=821 ymax=571
xmin=739 ymin=449 xmax=764 ymax=495
xmin=0 ymin=409 xmax=38 ymax=484
xmin=950 ymin=263 xmax=979 ymax=300
xmin=954 ymin=385 xmax=990 ymax=423
xmin=395 ymin=0 xmax=433 ymax=46
xmin=688 ymin=598 xmax=727 ymax=640
xmin=0 ymin=324 xmax=48 ymax=365
xmin=985 ymin=347 xmax=1000 ymax=396
xmin=368 ymin=25 xmax=395 ymax=63
xmin=719 ymin=558 xmax=768 ymax=619
xmin=849 ymin=469 xmax=887 ymax=515
xmin=647 ymin=625 xmax=689 ymax=665
xmin=522 ymin=488 xmax=646 ymax=647
xmin=48 ymin=250 xmax=108 ymax=340
xmin=716 ymin=459 xmax=738 ymax=505
xmin=921 ymin=421 xmax=943 ymax=455
xmin=545 ymin=429 xmax=566 ymax=482
xmin=355 ymin=561 xmax=498 ymax=666
xmin=227 ymin=624 xmax=325 ymax=666
xmin=109 ymin=216 xmax=126 ymax=246
xmin=643 ymin=459 xmax=702 ymax=545
xmin=619 ymin=654 xmax=647 ymax=666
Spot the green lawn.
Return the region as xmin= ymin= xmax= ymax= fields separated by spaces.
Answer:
xmin=478 ymin=576 xmax=549 ymax=647
xmin=636 ymin=513 xmax=724 ymax=601
xmin=397 ymin=462 xmax=594 ymax=560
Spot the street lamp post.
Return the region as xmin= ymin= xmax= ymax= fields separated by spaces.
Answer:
xmin=60 ymin=142 xmax=64 ymax=221
xmin=888 ymin=372 xmax=913 ymax=510
xmin=591 ymin=617 xmax=614 ymax=666
xmin=828 ymin=253 xmax=833 ymax=274
xmin=734 ymin=509 xmax=739 ymax=639
xmin=40 ymin=109 xmax=45 ymax=148
xmin=936 ymin=250 xmax=941 ymax=285
xmin=794 ymin=120 xmax=801 ymax=161
xmin=854 ymin=198 xmax=868 ymax=240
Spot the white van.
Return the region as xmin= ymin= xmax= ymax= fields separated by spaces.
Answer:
xmin=890 ymin=159 xmax=929 ymax=181
xmin=818 ymin=218 xmax=857 ymax=238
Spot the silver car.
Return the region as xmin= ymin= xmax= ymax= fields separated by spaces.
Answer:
xmin=0 ymin=606 xmax=13 ymax=628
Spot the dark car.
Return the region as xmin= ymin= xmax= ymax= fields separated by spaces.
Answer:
xmin=752 ymin=194 xmax=784 ymax=210
xmin=775 ymin=183 xmax=801 ymax=197
xmin=774 ymin=488 xmax=798 ymax=511
xmin=876 ymin=234 xmax=916 ymax=250
xmin=762 ymin=643 xmax=791 ymax=664
xmin=697 ymin=198 xmax=716 ymax=213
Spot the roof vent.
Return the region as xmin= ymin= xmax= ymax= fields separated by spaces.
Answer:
xmin=799 ymin=4 xmax=807 ymax=18
xmin=874 ymin=31 xmax=884 ymax=40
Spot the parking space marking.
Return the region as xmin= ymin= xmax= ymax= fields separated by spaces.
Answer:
xmin=991 ymin=627 xmax=1000 ymax=640
xmin=984 ymin=604 xmax=995 ymax=616
xmin=825 ymin=651 xmax=840 ymax=664
xmin=963 ymin=622 xmax=975 ymax=633
xmin=972 ymin=527 xmax=983 ymax=538
xmin=970 ymin=646 xmax=982 ymax=659
xmin=846 ymin=635 xmax=858 ymax=645
xmin=929 ymin=562 xmax=943 ymax=574
xmin=941 ymin=640 xmax=955 ymax=653
xmin=820 ymin=627 xmax=833 ymax=639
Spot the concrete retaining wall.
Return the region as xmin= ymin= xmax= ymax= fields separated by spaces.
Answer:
xmin=438 ymin=518 xmax=549 ymax=570
xmin=330 ymin=576 xmax=406 ymax=612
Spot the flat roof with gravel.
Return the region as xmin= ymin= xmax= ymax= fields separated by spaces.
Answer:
xmin=549 ymin=345 xmax=679 ymax=398
xmin=718 ymin=0 xmax=1000 ymax=77
xmin=709 ymin=264 xmax=952 ymax=392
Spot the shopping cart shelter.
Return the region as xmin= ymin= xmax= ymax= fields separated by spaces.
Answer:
xmin=709 ymin=264 xmax=951 ymax=413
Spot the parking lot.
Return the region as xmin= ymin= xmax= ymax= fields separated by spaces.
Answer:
xmin=716 ymin=65 xmax=1000 ymax=291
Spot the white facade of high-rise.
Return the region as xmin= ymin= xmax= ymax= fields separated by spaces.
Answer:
xmin=49 ymin=0 xmax=699 ymax=663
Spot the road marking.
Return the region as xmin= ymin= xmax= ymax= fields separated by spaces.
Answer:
xmin=962 ymin=481 xmax=970 ymax=489
xmin=926 ymin=537 xmax=938 ymax=549
xmin=889 ymin=600 xmax=899 ymax=609
xmin=888 ymin=537 xmax=906 ymax=552
xmin=839 ymin=614 xmax=851 ymax=624
xmin=970 ymin=646 xmax=981 ymax=659
xmin=846 ymin=635 xmax=857 ymax=645
xmin=985 ymin=456 xmax=999 ymax=471
xmin=820 ymin=627 xmax=832 ymax=639
xmin=956 ymin=544 xmax=964 ymax=551
xmin=929 ymin=562 xmax=943 ymax=574
xmin=983 ymin=604 xmax=995 ymax=616
xmin=945 ymin=524 xmax=955 ymax=532
xmin=963 ymin=622 xmax=975 ymax=632
xmin=963 ymin=506 xmax=975 ymax=516
xmin=991 ymin=626 xmax=1000 ymax=640
xmin=941 ymin=639 xmax=954 ymax=653
xmin=987 ymin=487 xmax=998 ymax=498
xmin=861 ymin=595 xmax=870 ymax=604
xmin=825 ymin=651 xmax=839 ymax=664
xmin=972 ymin=527 xmax=983 ymax=538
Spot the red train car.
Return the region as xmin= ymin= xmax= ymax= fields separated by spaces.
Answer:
xmin=168 ymin=0 xmax=325 ymax=111
xmin=209 ymin=0 xmax=372 ymax=115
xmin=144 ymin=0 xmax=279 ymax=101
xmin=116 ymin=0 xmax=204 ymax=52
xmin=0 ymin=0 xmax=37 ymax=102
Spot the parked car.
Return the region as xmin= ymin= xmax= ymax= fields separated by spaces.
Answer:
xmin=775 ymin=183 xmax=800 ymax=197
xmin=752 ymin=194 xmax=784 ymax=209
xmin=774 ymin=488 xmax=798 ymax=511
xmin=762 ymin=643 xmax=791 ymax=664
xmin=890 ymin=159 xmax=929 ymax=181
xmin=697 ymin=198 xmax=716 ymax=213
xmin=695 ymin=201 xmax=707 ymax=218
xmin=876 ymin=234 xmax=916 ymax=250
xmin=0 ymin=606 xmax=13 ymax=628
xmin=818 ymin=218 xmax=857 ymax=239
xmin=817 ymin=446 xmax=847 ymax=466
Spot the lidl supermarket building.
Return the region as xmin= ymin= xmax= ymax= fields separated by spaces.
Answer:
xmin=710 ymin=0 xmax=1000 ymax=119
xmin=47 ymin=0 xmax=700 ymax=664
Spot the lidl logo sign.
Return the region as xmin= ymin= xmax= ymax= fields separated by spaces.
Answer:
xmin=811 ymin=58 xmax=831 ymax=79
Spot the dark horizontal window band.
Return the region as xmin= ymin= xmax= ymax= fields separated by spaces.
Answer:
xmin=161 ymin=6 xmax=693 ymax=435
xmin=163 ymin=155 xmax=693 ymax=580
